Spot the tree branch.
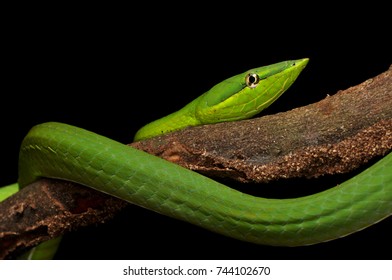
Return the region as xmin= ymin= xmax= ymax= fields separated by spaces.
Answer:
xmin=131 ymin=65 xmax=392 ymax=183
xmin=1 ymin=65 xmax=391 ymax=259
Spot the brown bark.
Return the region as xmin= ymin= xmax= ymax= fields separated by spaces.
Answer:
xmin=0 ymin=179 xmax=127 ymax=259
xmin=131 ymin=65 xmax=392 ymax=183
xmin=1 ymin=65 xmax=391 ymax=259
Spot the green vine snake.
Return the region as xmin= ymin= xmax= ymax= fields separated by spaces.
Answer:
xmin=1 ymin=58 xmax=391 ymax=258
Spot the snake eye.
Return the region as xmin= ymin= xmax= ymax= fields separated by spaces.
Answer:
xmin=245 ymin=73 xmax=260 ymax=88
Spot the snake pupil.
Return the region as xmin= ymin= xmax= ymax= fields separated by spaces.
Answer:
xmin=246 ymin=73 xmax=260 ymax=88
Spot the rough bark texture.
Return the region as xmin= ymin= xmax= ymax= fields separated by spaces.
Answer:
xmin=131 ymin=65 xmax=392 ymax=183
xmin=0 ymin=179 xmax=127 ymax=259
xmin=0 ymin=65 xmax=391 ymax=259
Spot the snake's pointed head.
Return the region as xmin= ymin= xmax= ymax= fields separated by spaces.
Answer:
xmin=134 ymin=58 xmax=309 ymax=141
xmin=195 ymin=58 xmax=309 ymax=123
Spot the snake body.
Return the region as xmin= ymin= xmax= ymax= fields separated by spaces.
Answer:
xmin=19 ymin=122 xmax=392 ymax=246
xmin=1 ymin=58 xmax=392 ymax=254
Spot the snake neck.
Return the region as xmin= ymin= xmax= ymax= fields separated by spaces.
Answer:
xmin=133 ymin=102 xmax=201 ymax=141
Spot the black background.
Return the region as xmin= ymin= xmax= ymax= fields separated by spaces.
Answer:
xmin=2 ymin=6 xmax=391 ymax=259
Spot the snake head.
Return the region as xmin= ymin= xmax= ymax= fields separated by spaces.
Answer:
xmin=195 ymin=58 xmax=309 ymax=123
xmin=134 ymin=58 xmax=309 ymax=141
